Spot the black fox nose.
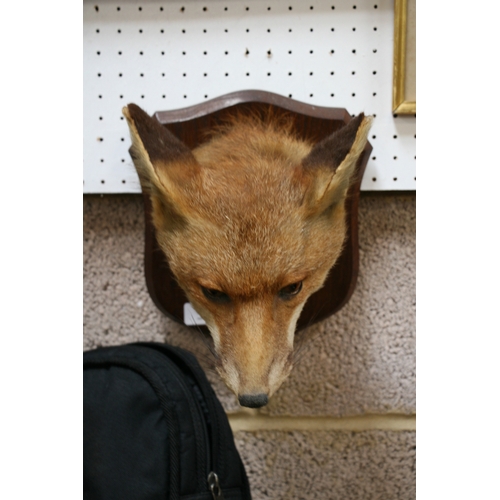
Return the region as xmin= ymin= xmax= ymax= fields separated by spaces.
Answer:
xmin=238 ymin=393 xmax=268 ymax=408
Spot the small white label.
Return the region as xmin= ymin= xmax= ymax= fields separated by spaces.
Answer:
xmin=183 ymin=302 xmax=206 ymax=326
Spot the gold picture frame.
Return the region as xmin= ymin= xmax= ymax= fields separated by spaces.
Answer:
xmin=393 ymin=0 xmax=416 ymax=114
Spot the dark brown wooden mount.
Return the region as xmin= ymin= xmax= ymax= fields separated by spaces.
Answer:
xmin=141 ymin=90 xmax=372 ymax=332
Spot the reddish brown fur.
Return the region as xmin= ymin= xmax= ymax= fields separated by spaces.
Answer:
xmin=123 ymin=104 xmax=372 ymax=404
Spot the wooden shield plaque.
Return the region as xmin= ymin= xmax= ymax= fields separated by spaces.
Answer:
xmin=139 ymin=90 xmax=371 ymax=332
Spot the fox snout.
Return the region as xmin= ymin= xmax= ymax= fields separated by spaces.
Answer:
xmin=218 ymin=351 xmax=292 ymax=408
xmin=202 ymin=299 xmax=298 ymax=408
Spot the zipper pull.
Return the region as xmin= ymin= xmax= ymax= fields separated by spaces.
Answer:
xmin=207 ymin=471 xmax=225 ymax=500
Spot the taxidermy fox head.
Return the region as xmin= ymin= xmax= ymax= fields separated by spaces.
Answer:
xmin=123 ymin=103 xmax=372 ymax=408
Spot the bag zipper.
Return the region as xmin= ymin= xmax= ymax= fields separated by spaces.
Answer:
xmin=207 ymin=471 xmax=225 ymax=500
xmin=187 ymin=374 xmax=228 ymax=499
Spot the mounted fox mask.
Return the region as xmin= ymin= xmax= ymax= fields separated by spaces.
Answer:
xmin=123 ymin=103 xmax=372 ymax=408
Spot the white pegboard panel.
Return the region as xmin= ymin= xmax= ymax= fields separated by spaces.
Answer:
xmin=83 ymin=0 xmax=416 ymax=193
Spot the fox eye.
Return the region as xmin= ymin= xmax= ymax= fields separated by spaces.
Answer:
xmin=201 ymin=286 xmax=230 ymax=303
xmin=279 ymin=281 xmax=303 ymax=300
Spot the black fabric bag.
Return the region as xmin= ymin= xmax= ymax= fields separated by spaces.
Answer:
xmin=83 ymin=342 xmax=252 ymax=500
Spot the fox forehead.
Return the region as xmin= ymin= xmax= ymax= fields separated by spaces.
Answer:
xmin=162 ymin=196 xmax=345 ymax=296
xmin=191 ymin=121 xmax=312 ymax=213
xmin=164 ymin=211 xmax=308 ymax=292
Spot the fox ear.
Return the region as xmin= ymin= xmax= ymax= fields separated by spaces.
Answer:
xmin=123 ymin=103 xmax=200 ymax=229
xmin=302 ymin=113 xmax=372 ymax=213
xmin=123 ymin=103 xmax=199 ymax=193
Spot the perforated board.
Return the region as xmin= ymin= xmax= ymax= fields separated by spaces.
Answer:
xmin=83 ymin=0 xmax=416 ymax=193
